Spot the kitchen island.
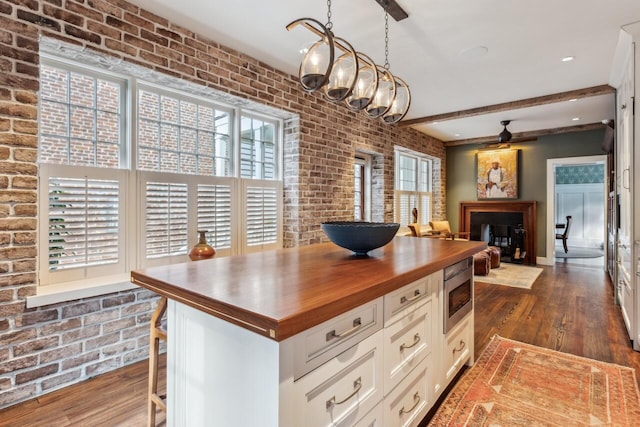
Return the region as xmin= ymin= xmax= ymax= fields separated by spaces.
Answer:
xmin=131 ymin=235 xmax=485 ymax=426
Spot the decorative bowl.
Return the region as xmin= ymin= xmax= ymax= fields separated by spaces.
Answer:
xmin=321 ymin=221 xmax=400 ymax=256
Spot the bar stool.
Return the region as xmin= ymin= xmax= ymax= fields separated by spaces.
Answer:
xmin=148 ymin=296 xmax=167 ymax=427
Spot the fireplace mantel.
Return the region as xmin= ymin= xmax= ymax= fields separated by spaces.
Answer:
xmin=459 ymin=201 xmax=537 ymax=265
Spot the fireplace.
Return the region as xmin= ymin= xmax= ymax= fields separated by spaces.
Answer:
xmin=459 ymin=201 xmax=537 ymax=265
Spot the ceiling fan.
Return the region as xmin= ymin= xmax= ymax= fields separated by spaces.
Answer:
xmin=483 ymin=120 xmax=537 ymax=147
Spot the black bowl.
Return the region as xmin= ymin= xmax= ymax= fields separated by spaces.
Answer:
xmin=321 ymin=221 xmax=400 ymax=256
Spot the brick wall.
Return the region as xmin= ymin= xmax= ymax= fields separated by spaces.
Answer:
xmin=0 ymin=0 xmax=446 ymax=409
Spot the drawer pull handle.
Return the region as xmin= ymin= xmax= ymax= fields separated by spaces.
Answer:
xmin=400 ymin=290 xmax=421 ymax=304
xmin=400 ymin=333 xmax=421 ymax=351
xmin=399 ymin=392 xmax=421 ymax=416
xmin=326 ymin=317 xmax=362 ymax=341
xmin=326 ymin=377 xmax=362 ymax=409
xmin=453 ymin=340 xmax=466 ymax=355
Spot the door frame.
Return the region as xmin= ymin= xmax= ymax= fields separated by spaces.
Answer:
xmin=543 ymin=155 xmax=608 ymax=266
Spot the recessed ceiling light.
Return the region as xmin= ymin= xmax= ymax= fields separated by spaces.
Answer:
xmin=572 ymin=117 xmax=580 ymax=121
xmin=568 ymin=98 xmax=577 ymax=102
xmin=454 ymin=133 xmax=461 ymax=137
xmin=562 ymin=56 xmax=575 ymax=62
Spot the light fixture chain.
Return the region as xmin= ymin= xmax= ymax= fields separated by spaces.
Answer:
xmin=326 ymin=0 xmax=333 ymax=29
xmin=384 ymin=11 xmax=390 ymax=69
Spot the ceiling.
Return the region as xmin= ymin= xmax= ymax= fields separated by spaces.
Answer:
xmin=126 ymin=0 xmax=640 ymax=145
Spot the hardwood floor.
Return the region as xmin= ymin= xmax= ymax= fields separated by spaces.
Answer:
xmin=1 ymin=261 xmax=639 ymax=426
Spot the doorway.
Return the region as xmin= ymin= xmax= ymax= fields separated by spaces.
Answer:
xmin=545 ymin=155 xmax=607 ymax=268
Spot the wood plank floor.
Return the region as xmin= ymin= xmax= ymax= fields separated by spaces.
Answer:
xmin=1 ymin=261 xmax=639 ymax=426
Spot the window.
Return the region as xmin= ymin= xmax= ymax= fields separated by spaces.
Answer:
xmin=394 ymin=148 xmax=433 ymax=229
xmin=38 ymin=57 xmax=283 ymax=288
xmin=354 ymin=154 xmax=371 ymax=221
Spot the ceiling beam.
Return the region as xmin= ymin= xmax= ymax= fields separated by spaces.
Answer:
xmin=400 ymin=85 xmax=615 ymax=127
xmin=374 ymin=0 xmax=409 ymax=21
xmin=444 ymin=122 xmax=606 ymax=147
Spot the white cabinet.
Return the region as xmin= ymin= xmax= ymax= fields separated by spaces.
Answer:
xmin=611 ymin=23 xmax=640 ymax=350
xmin=166 ymin=266 xmax=473 ymax=426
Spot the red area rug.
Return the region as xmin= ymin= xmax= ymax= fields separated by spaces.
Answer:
xmin=429 ymin=335 xmax=640 ymax=426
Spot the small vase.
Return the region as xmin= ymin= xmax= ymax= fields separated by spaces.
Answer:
xmin=189 ymin=230 xmax=216 ymax=261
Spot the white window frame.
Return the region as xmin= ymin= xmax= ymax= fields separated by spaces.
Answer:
xmin=394 ymin=147 xmax=434 ymax=233
xmin=354 ymin=153 xmax=372 ymax=221
xmin=32 ymin=55 xmax=284 ymax=307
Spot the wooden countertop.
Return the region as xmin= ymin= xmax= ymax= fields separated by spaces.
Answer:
xmin=131 ymin=236 xmax=486 ymax=341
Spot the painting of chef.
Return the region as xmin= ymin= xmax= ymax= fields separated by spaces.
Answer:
xmin=477 ymin=149 xmax=518 ymax=199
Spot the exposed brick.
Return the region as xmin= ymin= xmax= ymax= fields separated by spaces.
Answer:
xmin=64 ymin=25 xmax=101 ymax=45
xmin=13 ymin=260 xmax=36 ymax=273
xmin=140 ymin=9 xmax=168 ymax=27
xmin=0 ymin=355 xmax=37 ymax=375
xmin=104 ymin=38 xmax=136 ymax=56
xmin=15 ymin=308 xmax=58 ymax=327
xmin=8 ymin=0 xmax=39 ymax=11
xmin=169 ymin=40 xmax=194 ymax=57
xmin=13 ymin=204 xmax=37 ymax=217
xmin=0 ymin=248 xmax=36 ymax=263
xmin=40 ymin=369 xmax=81 ymax=391
xmin=0 ymin=289 xmax=13 ymax=302
xmin=123 ymin=11 xmax=153 ymax=32
xmin=102 ymin=316 xmax=135 ymax=334
xmin=0 ymin=119 xmax=9 ymax=132
xmin=105 ymin=15 xmax=137 ymax=35
xmin=13 ymin=336 xmax=59 ymax=357
xmin=84 ymin=307 xmax=119 ymax=326
xmin=14 ymin=90 xmax=37 ymax=105
xmin=16 ymin=35 xmax=38 ymax=52
xmin=0 ymin=378 xmax=10 ymax=391
xmin=0 ymin=2 xmax=12 ymax=14
xmin=0 ymin=190 xmax=36 ymax=203
xmin=13 ymin=148 xmax=37 ymax=163
xmin=0 ymin=218 xmax=36 ymax=231
xmin=12 ymin=119 xmax=37 ymax=134
xmin=0 ymin=177 xmax=7 ymax=188
xmin=85 ymin=331 xmax=120 ymax=351
xmin=40 ymin=342 xmax=82 ymax=363
xmin=123 ymin=33 xmax=153 ymax=52
xmin=42 ymin=4 xmax=84 ymax=27
xmin=86 ymin=0 xmax=122 ymax=18
xmin=39 ymin=317 xmax=81 ymax=336
xmin=121 ymin=301 xmax=151 ymax=316
xmin=65 ymin=1 xmax=104 ymax=22
xmin=15 ymin=363 xmax=58 ymax=384
xmin=0 ymin=319 xmax=9 ymax=331
xmin=87 ymin=20 xmax=120 ymax=41
xmin=60 ymin=350 xmax=99 ymax=370
xmin=61 ymin=301 xmax=101 ymax=318
xmin=102 ymin=293 xmax=135 ymax=308
xmin=0 ymin=102 xmax=37 ymax=120
xmin=102 ymin=338 xmax=136 ymax=356
xmin=0 ymin=206 xmax=10 ymax=217
xmin=0 ymin=89 xmax=9 ymax=100
xmin=16 ymin=285 xmax=36 ymax=298
xmin=0 ymin=301 xmax=25 ymax=317
xmin=61 ymin=324 xmax=100 ymax=344
xmin=122 ymin=324 xmax=147 ymax=340
xmin=11 ymin=176 xmax=36 ymax=189
xmin=0 ymin=162 xmax=38 ymax=175
xmin=135 ymin=289 xmax=159 ymax=301
xmin=16 ymin=9 xmax=61 ymax=31
xmin=123 ymin=347 xmax=148 ymax=364
xmin=0 ymin=233 xmax=10 ymax=244
xmin=0 ymin=132 xmax=38 ymax=147
xmin=12 ymin=232 xmax=35 ymax=245
xmin=0 ymin=384 xmax=36 ymax=407
xmin=85 ymin=356 xmax=119 ymax=377
xmin=139 ymin=50 xmax=167 ymax=67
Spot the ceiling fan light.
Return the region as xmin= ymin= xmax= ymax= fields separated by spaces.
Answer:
xmin=498 ymin=122 xmax=512 ymax=142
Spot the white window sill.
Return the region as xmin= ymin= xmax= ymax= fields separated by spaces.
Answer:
xmin=27 ymin=274 xmax=138 ymax=308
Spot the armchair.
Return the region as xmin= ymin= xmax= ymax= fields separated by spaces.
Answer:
xmin=555 ymin=215 xmax=572 ymax=253
xmin=429 ymin=220 xmax=470 ymax=240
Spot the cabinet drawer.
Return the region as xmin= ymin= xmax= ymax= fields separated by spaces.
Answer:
xmin=383 ymin=299 xmax=431 ymax=395
xmin=383 ymin=355 xmax=431 ymax=427
xmin=294 ymin=297 xmax=383 ymax=380
xmin=384 ymin=277 xmax=429 ymax=325
xmin=444 ymin=315 xmax=472 ymax=383
xmin=353 ymin=401 xmax=384 ymax=427
xmin=294 ymin=330 xmax=384 ymax=427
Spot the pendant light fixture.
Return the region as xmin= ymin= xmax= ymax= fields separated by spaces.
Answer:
xmin=287 ymin=1 xmax=411 ymax=124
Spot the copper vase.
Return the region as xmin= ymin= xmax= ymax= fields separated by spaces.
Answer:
xmin=189 ymin=230 xmax=216 ymax=261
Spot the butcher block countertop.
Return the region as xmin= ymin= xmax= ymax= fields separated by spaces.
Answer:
xmin=130 ymin=236 xmax=486 ymax=341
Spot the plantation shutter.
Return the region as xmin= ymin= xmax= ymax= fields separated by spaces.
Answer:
xmin=145 ymin=182 xmax=189 ymax=259
xmin=242 ymin=180 xmax=282 ymax=252
xmin=197 ymin=183 xmax=233 ymax=252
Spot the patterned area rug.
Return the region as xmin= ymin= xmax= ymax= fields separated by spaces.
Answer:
xmin=474 ymin=263 xmax=542 ymax=289
xmin=429 ymin=335 xmax=640 ymax=426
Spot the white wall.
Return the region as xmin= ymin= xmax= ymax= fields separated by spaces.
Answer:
xmin=556 ymin=183 xmax=605 ymax=248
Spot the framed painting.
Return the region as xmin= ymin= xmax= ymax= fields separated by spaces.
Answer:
xmin=477 ymin=149 xmax=518 ymax=199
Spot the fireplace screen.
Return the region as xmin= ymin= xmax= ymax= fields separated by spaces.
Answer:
xmin=477 ymin=149 xmax=518 ymax=199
